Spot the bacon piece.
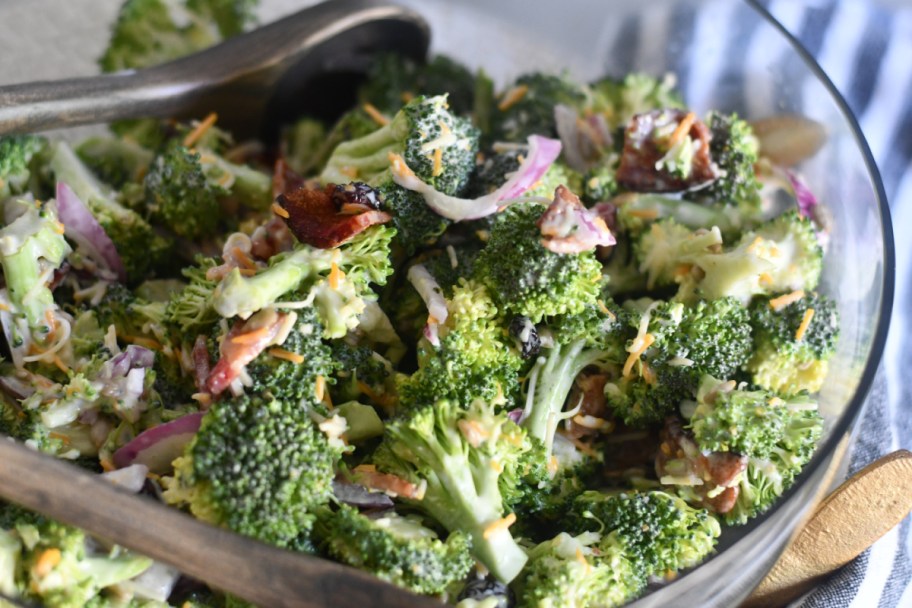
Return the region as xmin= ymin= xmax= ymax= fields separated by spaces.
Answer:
xmin=536 ymin=185 xmax=616 ymax=254
xmin=656 ymin=416 xmax=748 ymax=515
xmin=566 ymin=373 xmax=612 ymax=439
xmin=191 ymin=334 xmax=211 ymax=393
xmin=276 ymin=182 xmax=392 ymax=249
xmin=617 ymin=109 xmax=717 ymax=193
xmin=272 ymin=158 xmax=308 ymax=198
xmin=250 ymin=216 xmax=296 ymax=260
xmin=205 ymin=309 xmax=288 ymax=395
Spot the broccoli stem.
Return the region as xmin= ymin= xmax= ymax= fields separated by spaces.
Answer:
xmin=522 ymin=341 xmax=604 ymax=453
xmin=211 ymin=247 xmax=333 ymax=319
xmin=0 ymin=529 xmax=20 ymax=597
xmin=81 ymin=554 xmax=153 ymax=588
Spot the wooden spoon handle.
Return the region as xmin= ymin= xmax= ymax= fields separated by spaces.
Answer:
xmin=0 ymin=439 xmax=437 ymax=608
xmin=744 ymin=449 xmax=912 ymax=607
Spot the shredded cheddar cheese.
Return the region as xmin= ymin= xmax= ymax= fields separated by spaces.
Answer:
xmin=34 ymin=549 xmax=62 ymax=578
xmin=668 ymin=112 xmax=696 ymax=147
xmin=483 ymin=513 xmax=517 ymax=539
xmin=769 ymin=290 xmax=805 ymax=312
xmin=362 ymin=103 xmax=389 ymax=126
xmin=182 ymin=112 xmax=218 ymax=148
xmin=432 ymin=147 xmax=444 ymax=177
xmin=795 ymin=308 xmax=815 ymax=342
xmin=315 ymin=375 xmax=326 ymax=403
xmin=497 ymin=84 xmax=529 ymax=111
xmin=268 ymin=348 xmax=305 ymax=364
xmin=623 ymin=333 xmax=655 ymax=378
xmin=271 ymin=202 xmax=290 ymax=218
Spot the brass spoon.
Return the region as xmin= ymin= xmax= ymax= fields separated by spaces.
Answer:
xmin=0 ymin=0 xmax=429 ymax=140
xmin=0 ymin=438 xmax=439 ymax=608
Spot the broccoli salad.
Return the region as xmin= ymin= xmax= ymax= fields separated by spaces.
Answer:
xmin=0 ymin=0 xmax=838 ymax=606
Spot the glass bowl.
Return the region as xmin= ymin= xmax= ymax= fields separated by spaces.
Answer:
xmin=0 ymin=0 xmax=893 ymax=605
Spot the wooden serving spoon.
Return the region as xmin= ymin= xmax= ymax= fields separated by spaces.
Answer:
xmin=0 ymin=438 xmax=440 ymax=608
xmin=744 ymin=449 xmax=912 ymax=607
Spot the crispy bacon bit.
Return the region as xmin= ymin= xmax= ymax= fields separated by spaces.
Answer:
xmin=656 ymin=417 xmax=748 ymax=515
xmin=276 ymin=182 xmax=392 ymax=249
xmin=272 ymin=158 xmax=308 ymax=199
xmin=537 ymin=186 xmax=616 ymax=254
xmin=353 ymin=465 xmax=425 ymax=499
xmin=205 ymin=309 xmax=288 ymax=395
xmin=191 ymin=334 xmax=211 ymax=393
xmin=617 ymin=109 xmax=717 ymax=193
xmin=566 ymin=374 xmax=613 ymax=439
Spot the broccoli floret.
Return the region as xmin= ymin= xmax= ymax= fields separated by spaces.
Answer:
xmin=164 ymin=256 xmax=221 ymax=334
xmin=0 ymin=198 xmax=70 ymax=345
xmin=688 ymin=112 xmax=761 ymax=209
xmin=514 ymin=531 xmax=644 ymax=608
xmin=329 ymin=340 xmax=397 ymax=410
xmin=0 ymin=391 xmax=71 ymax=456
xmin=287 ymin=108 xmax=380 ymax=177
xmin=321 ymin=95 xmax=479 ymax=252
xmin=615 ymin=193 xmax=752 ymax=240
xmin=634 ymin=219 xmax=724 ymax=290
xmin=91 ymin=282 xmax=167 ymax=341
xmin=569 ymin=490 xmax=720 ymax=578
xmin=399 ymin=279 xmax=522 ymax=410
xmin=581 ymin=164 xmax=619 ymax=204
xmin=491 ymin=73 xmax=589 ymax=142
xmin=163 ymin=391 xmax=339 ymax=549
xmin=469 ymin=150 xmax=582 ymax=200
xmin=282 ymin=117 xmax=327 ymax=175
xmin=212 ymin=225 xmax=394 ymax=321
xmin=314 ymin=505 xmax=473 ymax=595
xmin=143 ymin=142 xmax=223 ymax=239
xmin=474 ymin=204 xmax=604 ymax=322
xmin=0 ymin=135 xmax=47 ymax=199
xmin=48 ymin=142 xmax=172 ymax=281
xmin=683 ymin=376 xmax=823 ymax=525
xmin=360 ymin=53 xmax=478 ymax=116
xmin=670 ymin=210 xmax=823 ymax=304
xmin=99 ymin=0 xmax=256 ymax=72
xmin=0 ymin=505 xmax=152 ymax=608
xmin=591 ymin=72 xmax=684 ymax=130
xmin=76 ymin=136 xmax=154 ymax=190
xmin=747 ymin=291 xmax=839 ymax=394
xmin=246 ymin=307 xmax=333 ymax=407
xmin=371 ymin=399 xmax=530 ymax=582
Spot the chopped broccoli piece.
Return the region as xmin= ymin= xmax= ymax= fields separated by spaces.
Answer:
xmin=514 ymin=531 xmax=644 ymax=608
xmin=474 ymin=203 xmax=604 ymax=322
xmin=360 ymin=53 xmax=478 ymax=116
xmin=164 ymin=256 xmax=220 ymax=334
xmin=314 ymin=505 xmax=473 ymax=595
xmin=688 ymin=112 xmax=761 ymax=209
xmin=491 ymin=73 xmax=589 ymax=142
xmin=747 ymin=291 xmax=839 ymax=394
xmin=590 ymin=72 xmax=684 ymax=130
xmin=634 ymin=219 xmax=724 ymax=290
xmin=569 ymin=490 xmax=720 ymax=577
xmin=76 ymin=136 xmax=154 ymax=189
xmin=372 ymin=399 xmax=530 ymax=582
xmin=321 ymin=95 xmax=479 ymax=252
xmin=581 ymin=164 xmax=619 ymax=204
xmin=0 ymin=135 xmax=47 ymax=199
xmin=143 ymin=142 xmax=222 ymax=239
xmin=163 ymin=391 xmax=340 ymax=549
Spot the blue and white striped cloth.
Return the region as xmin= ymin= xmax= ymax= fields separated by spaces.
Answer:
xmin=759 ymin=1 xmax=912 ymax=606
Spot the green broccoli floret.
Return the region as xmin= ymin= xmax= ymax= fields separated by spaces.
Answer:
xmin=48 ymin=142 xmax=172 ymax=281
xmin=212 ymin=225 xmax=394 ymax=321
xmin=399 ymin=279 xmax=522 ymax=410
xmin=164 ymin=256 xmax=220 ymax=334
xmin=142 ymin=142 xmax=223 ymax=239
xmin=491 ymin=73 xmax=589 ymax=142
xmin=615 ymin=193 xmax=753 ymax=239
xmin=371 ymin=399 xmax=530 ymax=582
xmin=0 ymin=198 xmax=70 ymax=345
xmin=282 ymin=118 xmax=327 ymax=175
xmin=0 ymin=391 xmax=71 ymax=456
xmin=514 ymin=531 xmax=644 ymax=608
xmin=591 ymin=72 xmax=684 ymax=130
xmin=474 ymin=204 xmax=604 ymax=322
xmin=287 ymin=108 xmax=380 ymax=177
xmin=313 ymin=505 xmax=473 ymax=595
xmin=91 ymin=282 xmax=167 ymax=342
xmin=469 ymin=150 xmax=582 ymax=200
xmin=0 ymin=135 xmax=47 ymax=199
xmin=682 ymin=375 xmax=823 ymax=525
xmin=688 ymin=112 xmax=761 ymax=209
xmin=99 ymin=0 xmax=256 ymax=72
xmin=634 ymin=219 xmax=723 ymax=290
xmin=581 ymin=164 xmax=619 ymax=204
xmin=569 ymin=490 xmax=720 ymax=578
xmin=321 ymin=95 xmax=479 ymax=252
xmin=76 ymin=136 xmax=154 ymax=190
xmin=0 ymin=504 xmax=152 ymax=608
xmin=163 ymin=391 xmax=340 ymax=549
xmin=329 ymin=340 xmax=397 ymax=410
xmin=360 ymin=53 xmax=478 ymax=116
xmin=747 ymin=291 xmax=839 ymax=394
xmin=246 ymin=307 xmax=333 ymax=407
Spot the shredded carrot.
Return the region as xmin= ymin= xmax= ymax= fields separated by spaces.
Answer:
xmin=668 ymin=112 xmax=696 ymax=147
xmin=362 ymin=102 xmax=389 ymax=126
xmin=795 ymin=308 xmax=815 ymax=342
xmin=182 ymin=112 xmax=218 ymax=148
xmin=268 ymin=348 xmax=305 ymax=364
xmin=34 ymin=548 xmax=62 ymax=578
xmin=497 ymin=85 xmax=529 ymax=111
xmin=271 ymin=202 xmax=290 ymax=218
xmin=432 ymin=147 xmax=444 ymax=177
xmin=483 ymin=513 xmax=517 ymax=539
xmin=769 ymin=290 xmax=805 ymax=312
xmin=315 ymin=375 xmax=326 ymax=403
xmin=329 ymin=262 xmax=345 ymax=290
xmin=622 ymin=333 xmax=655 ymax=378
xmin=230 ymin=324 xmax=272 ymax=345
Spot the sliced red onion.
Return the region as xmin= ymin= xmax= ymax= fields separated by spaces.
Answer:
xmin=102 ymin=463 xmax=149 ymax=493
xmin=506 ymin=408 xmax=524 ymax=424
xmin=407 ymin=264 xmax=448 ymax=325
xmin=55 ymin=182 xmax=126 ymax=283
xmin=112 ymin=412 xmax=204 ymax=473
xmin=785 ymin=169 xmax=818 ymax=219
xmin=537 ymin=186 xmax=616 ymax=254
xmin=332 ymin=479 xmax=395 ymax=510
xmin=390 ymin=135 xmax=562 ymax=221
